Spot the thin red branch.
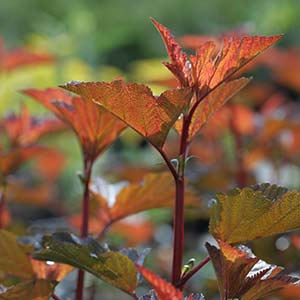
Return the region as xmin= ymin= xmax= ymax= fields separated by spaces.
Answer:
xmin=177 ymin=255 xmax=211 ymax=289
xmin=75 ymin=158 xmax=93 ymax=300
xmin=172 ymin=115 xmax=190 ymax=285
xmin=0 ymin=183 xmax=7 ymax=229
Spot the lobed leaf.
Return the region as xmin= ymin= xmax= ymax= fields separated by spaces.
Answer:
xmin=33 ymin=232 xmax=138 ymax=294
xmin=62 ymin=80 xmax=192 ymax=148
xmin=206 ymin=241 xmax=299 ymax=300
xmin=209 ymin=183 xmax=300 ymax=244
xmin=136 ymin=264 xmax=183 ymax=300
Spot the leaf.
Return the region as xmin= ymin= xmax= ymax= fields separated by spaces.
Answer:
xmin=0 ymin=37 xmax=53 ymax=72
xmin=152 ymin=18 xmax=282 ymax=91
xmin=136 ymin=264 xmax=183 ymax=300
xmin=0 ymin=279 xmax=55 ymax=300
xmin=175 ymin=77 xmax=250 ymax=140
xmin=83 ymin=172 xmax=201 ymax=234
xmin=30 ymin=259 xmax=73 ymax=282
xmin=0 ymin=146 xmax=49 ymax=176
xmin=62 ymin=80 xmax=192 ymax=148
xmin=109 ymin=172 xmax=200 ymax=221
xmin=206 ymin=241 xmax=299 ymax=300
xmin=33 ymin=232 xmax=138 ymax=294
xmin=1 ymin=105 xmax=64 ymax=147
xmin=23 ymin=88 xmax=126 ymax=162
xmin=150 ymin=18 xmax=189 ymax=87
xmin=209 ymin=183 xmax=300 ymax=244
xmin=0 ymin=230 xmax=34 ymax=279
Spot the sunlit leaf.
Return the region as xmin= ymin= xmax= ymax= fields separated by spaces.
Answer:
xmin=62 ymin=80 xmax=192 ymax=148
xmin=136 ymin=264 xmax=183 ymax=300
xmin=33 ymin=232 xmax=138 ymax=294
xmin=175 ymin=78 xmax=250 ymax=140
xmin=206 ymin=241 xmax=299 ymax=300
xmin=0 ymin=230 xmax=34 ymax=279
xmin=24 ymin=88 xmax=126 ymax=162
xmin=209 ymin=183 xmax=300 ymax=244
xmin=0 ymin=279 xmax=55 ymax=300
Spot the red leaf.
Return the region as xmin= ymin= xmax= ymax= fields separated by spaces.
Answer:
xmin=136 ymin=264 xmax=183 ymax=300
xmin=206 ymin=240 xmax=299 ymax=300
xmin=62 ymin=80 xmax=192 ymax=148
xmin=0 ymin=37 xmax=53 ymax=72
xmin=1 ymin=105 xmax=64 ymax=147
xmin=24 ymin=88 xmax=126 ymax=162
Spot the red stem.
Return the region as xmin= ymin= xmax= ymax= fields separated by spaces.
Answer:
xmin=177 ymin=255 xmax=211 ymax=289
xmin=75 ymin=159 xmax=93 ymax=300
xmin=172 ymin=116 xmax=190 ymax=285
xmin=0 ymin=183 xmax=7 ymax=229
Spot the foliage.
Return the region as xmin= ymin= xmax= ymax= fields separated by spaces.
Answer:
xmin=1 ymin=15 xmax=300 ymax=300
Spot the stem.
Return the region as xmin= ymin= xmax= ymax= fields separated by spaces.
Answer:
xmin=177 ymin=255 xmax=211 ymax=289
xmin=75 ymin=158 xmax=93 ymax=300
xmin=172 ymin=116 xmax=190 ymax=285
xmin=0 ymin=182 xmax=7 ymax=229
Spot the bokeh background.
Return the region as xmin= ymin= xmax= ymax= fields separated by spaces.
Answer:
xmin=1 ymin=1 xmax=300 ymax=299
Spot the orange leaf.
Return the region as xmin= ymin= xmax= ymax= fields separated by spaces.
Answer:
xmin=0 ymin=37 xmax=53 ymax=72
xmin=31 ymin=259 xmax=73 ymax=282
xmin=136 ymin=264 xmax=183 ymax=300
xmin=175 ymin=77 xmax=250 ymax=140
xmin=71 ymin=172 xmax=200 ymax=235
xmin=0 ymin=146 xmax=48 ymax=176
xmin=206 ymin=240 xmax=299 ymax=300
xmin=150 ymin=18 xmax=189 ymax=87
xmin=24 ymin=88 xmax=126 ymax=162
xmin=62 ymin=80 xmax=192 ymax=148
xmin=1 ymin=105 xmax=64 ymax=147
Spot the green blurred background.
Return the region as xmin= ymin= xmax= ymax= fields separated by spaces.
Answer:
xmin=1 ymin=0 xmax=300 ymax=70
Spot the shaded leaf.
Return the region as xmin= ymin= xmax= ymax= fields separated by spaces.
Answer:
xmin=1 ymin=105 xmax=64 ymax=147
xmin=33 ymin=232 xmax=138 ymax=294
xmin=136 ymin=264 xmax=183 ymax=300
xmin=62 ymin=80 xmax=192 ymax=148
xmin=209 ymin=184 xmax=300 ymax=244
xmin=23 ymin=88 xmax=126 ymax=162
xmin=206 ymin=241 xmax=299 ymax=300
xmin=0 ymin=146 xmax=49 ymax=176
xmin=83 ymin=172 xmax=200 ymax=235
xmin=0 ymin=279 xmax=55 ymax=300
xmin=0 ymin=230 xmax=34 ymax=279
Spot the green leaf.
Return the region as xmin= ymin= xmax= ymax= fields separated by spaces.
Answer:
xmin=209 ymin=183 xmax=300 ymax=243
xmin=0 ymin=279 xmax=55 ymax=300
xmin=33 ymin=232 xmax=137 ymax=294
xmin=0 ymin=230 xmax=34 ymax=279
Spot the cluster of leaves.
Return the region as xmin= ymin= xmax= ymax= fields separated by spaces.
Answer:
xmin=0 ymin=18 xmax=300 ymax=300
